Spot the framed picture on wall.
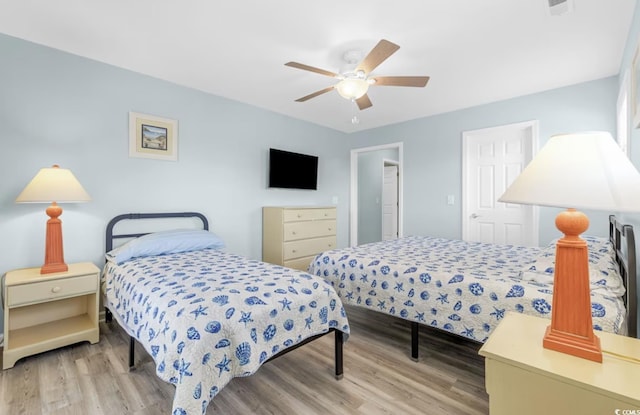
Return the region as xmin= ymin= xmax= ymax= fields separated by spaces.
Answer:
xmin=633 ymin=41 xmax=640 ymax=129
xmin=129 ymin=112 xmax=178 ymax=161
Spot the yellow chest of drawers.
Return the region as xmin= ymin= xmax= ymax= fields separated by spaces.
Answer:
xmin=3 ymin=262 xmax=100 ymax=369
xmin=263 ymin=206 xmax=337 ymax=271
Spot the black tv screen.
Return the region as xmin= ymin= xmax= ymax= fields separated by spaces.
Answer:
xmin=269 ymin=148 xmax=318 ymax=190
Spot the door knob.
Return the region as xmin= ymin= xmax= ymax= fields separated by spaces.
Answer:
xmin=470 ymin=213 xmax=480 ymax=219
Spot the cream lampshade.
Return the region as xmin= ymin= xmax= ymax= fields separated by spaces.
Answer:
xmin=16 ymin=165 xmax=91 ymax=274
xmin=499 ymin=131 xmax=640 ymax=362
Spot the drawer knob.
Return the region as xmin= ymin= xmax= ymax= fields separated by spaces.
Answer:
xmin=292 ymin=231 xmax=296 ymax=235
xmin=51 ymin=286 xmax=61 ymax=293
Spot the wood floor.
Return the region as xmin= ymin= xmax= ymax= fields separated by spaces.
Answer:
xmin=0 ymin=305 xmax=489 ymax=414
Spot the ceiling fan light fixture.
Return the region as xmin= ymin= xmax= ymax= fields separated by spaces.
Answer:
xmin=336 ymin=78 xmax=369 ymax=100
xmin=286 ymin=39 xmax=429 ymax=110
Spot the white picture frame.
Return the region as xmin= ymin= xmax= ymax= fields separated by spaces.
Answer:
xmin=129 ymin=112 xmax=178 ymax=161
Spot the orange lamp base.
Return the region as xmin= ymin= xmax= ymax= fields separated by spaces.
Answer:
xmin=543 ymin=325 xmax=602 ymax=363
xmin=41 ymin=262 xmax=68 ymax=274
xmin=41 ymin=202 xmax=68 ymax=275
xmin=542 ymin=208 xmax=602 ymax=363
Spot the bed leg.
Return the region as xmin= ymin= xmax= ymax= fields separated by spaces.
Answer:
xmin=129 ymin=336 xmax=136 ymax=371
xmin=105 ymin=307 xmax=113 ymax=323
xmin=334 ymin=330 xmax=344 ymax=380
xmin=411 ymin=322 xmax=419 ymax=361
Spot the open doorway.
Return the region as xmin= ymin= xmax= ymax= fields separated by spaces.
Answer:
xmin=350 ymin=142 xmax=403 ymax=246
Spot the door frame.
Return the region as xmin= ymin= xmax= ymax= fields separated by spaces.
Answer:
xmin=461 ymin=120 xmax=539 ymax=245
xmin=381 ymin=159 xmax=400 ymax=240
xmin=350 ymin=142 xmax=403 ymax=247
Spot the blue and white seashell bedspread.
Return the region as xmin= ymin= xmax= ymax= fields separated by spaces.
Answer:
xmin=102 ymin=248 xmax=350 ymax=415
xmin=309 ymin=236 xmax=626 ymax=343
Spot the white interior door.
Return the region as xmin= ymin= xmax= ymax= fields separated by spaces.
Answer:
xmin=462 ymin=121 xmax=538 ymax=246
xmin=382 ymin=163 xmax=399 ymax=240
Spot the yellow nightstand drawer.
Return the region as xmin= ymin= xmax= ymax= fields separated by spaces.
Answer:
xmin=7 ymin=274 xmax=97 ymax=307
xmin=3 ymin=262 xmax=100 ymax=369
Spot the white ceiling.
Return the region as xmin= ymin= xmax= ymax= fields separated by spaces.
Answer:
xmin=0 ymin=0 xmax=635 ymax=133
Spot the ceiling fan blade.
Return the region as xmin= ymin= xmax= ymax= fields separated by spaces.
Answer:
xmin=295 ymin=86 xmax=335 ymax=102
xmin=356 ymin=94 xmax=372 ymax=110
xmin=357 ymin=39 xmax=400 ymax=74
xmin=285 ymin=62 xmax=339 ymax=78
xmin=372 ymin=76 xmax=430 ymax=87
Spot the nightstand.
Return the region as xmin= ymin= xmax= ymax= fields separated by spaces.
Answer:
xmin=479 ymin=312 xmax=640 ymax=414
xmin=2 ymin=262 xmax=100 ymax=369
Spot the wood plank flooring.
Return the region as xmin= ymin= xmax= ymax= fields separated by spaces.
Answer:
xmin=0 ymin=305 xmax=489 ymax=414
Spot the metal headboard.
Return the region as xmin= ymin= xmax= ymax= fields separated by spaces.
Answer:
xmin=609 ymin=215 xmax=637 ymax=338
xmin=105 ymin=212 xmax=209 ymax=252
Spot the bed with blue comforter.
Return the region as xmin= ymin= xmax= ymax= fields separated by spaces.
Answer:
xmin=308 ymin=231 xmax=630 ymax=349
xmin=102 ymin=213 xmax=350 ymax=415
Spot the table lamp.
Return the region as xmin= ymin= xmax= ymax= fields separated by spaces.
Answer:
xmin=499 ymin=131 xmax=640 ymax=362
xmin=16 ymin=165 xmax=91 ymax=274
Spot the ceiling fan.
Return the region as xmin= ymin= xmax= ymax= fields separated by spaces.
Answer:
xmin=285 ymin=39 xmax=430 ymax=110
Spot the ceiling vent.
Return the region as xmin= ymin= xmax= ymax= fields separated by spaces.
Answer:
xmin=547 ymin=0 xmax=574 ymax=16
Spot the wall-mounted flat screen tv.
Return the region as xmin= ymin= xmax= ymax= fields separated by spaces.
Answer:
xmin=269 ymin=148 xmax=318 ymax=190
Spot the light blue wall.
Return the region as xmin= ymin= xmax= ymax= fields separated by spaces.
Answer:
xmin=348 ymin=77 xmax=618 ymax=245
xmin=0 ymin=34 xmax=350 ymax=278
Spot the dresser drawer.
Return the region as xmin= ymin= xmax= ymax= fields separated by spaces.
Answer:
xmin=284 ymin=220 xmax=336 ymax=241
xmin=7 ymin=274 xmax=97 ymax=307
xmin=283 ymin=208 xmax=336 ymax=222
xmin=283 ymin=236 xmax=336 ymax=260
xmin=284 ymin=256 xmax=316 ymax=272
